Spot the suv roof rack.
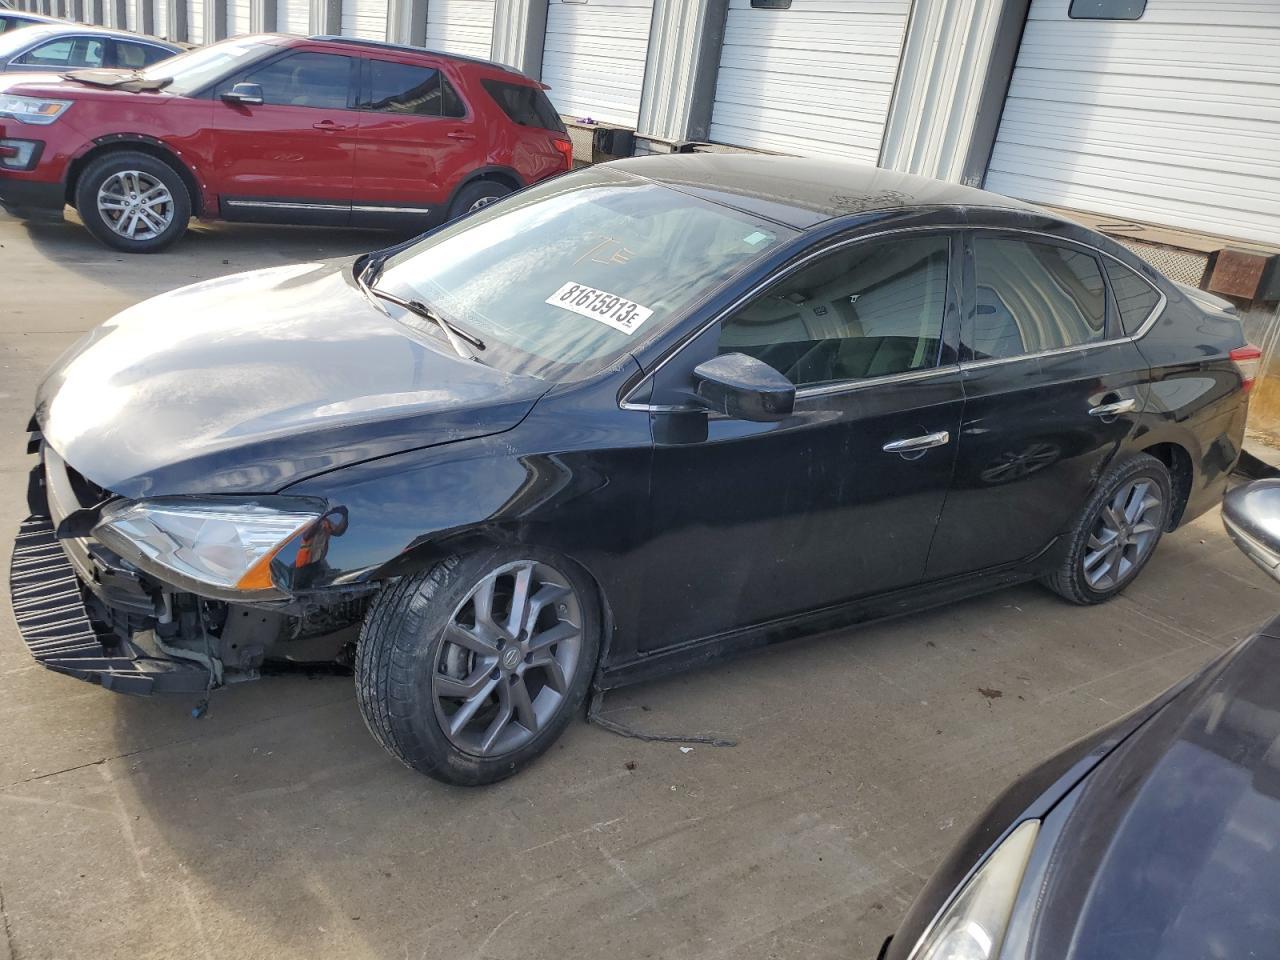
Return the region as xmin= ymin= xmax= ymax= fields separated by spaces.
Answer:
xmin=308 ymin=35 xmax=524 ymax=75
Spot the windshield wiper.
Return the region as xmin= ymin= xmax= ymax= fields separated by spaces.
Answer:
xmin=356 ymin=258 xmax=486 ymax=360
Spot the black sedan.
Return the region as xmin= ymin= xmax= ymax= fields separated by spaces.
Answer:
xmin=9 ymin=155 xmax=1255 ymax=784
xmin=881 ymin=478 xmax=1280 ymax=960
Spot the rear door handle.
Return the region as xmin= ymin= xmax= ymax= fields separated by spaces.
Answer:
xmin=312 ymin=120 xmax=351 ymax=132
xmin=883 ymin=431 xmax=951 ymax=455
xmin=1089 ymin=398 xmax=1137 ymax=418
xmin=447 ymin=130 xmax=477 ymax=141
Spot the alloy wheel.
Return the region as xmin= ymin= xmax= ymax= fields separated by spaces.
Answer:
xmin=96 ymin=170 xmax=175 ymax=241
xmin=468 ymin=195 xmax=500 ymax=213
xmin=432 ymin=560 xmax=583 ymax=757
xmin=1083 ymin=478 xmax=1163 ymax=590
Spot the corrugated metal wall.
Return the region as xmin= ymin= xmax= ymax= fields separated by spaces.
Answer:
xmin=187 ymin=0 xmax=205 ymax=42
xmin=541 ymin=0 xmax=655 ymax=127
xmin=708 ymin=0 xmax=910 ymax=163
xmin=985 ymin=0 xmax=1280 ymax=246
xmin=424 ymin=0 xmax=495 ymax=59
xmin=225 ymin=0 xmax=250 ymax=34
xmin=153 ymin=0 xmax=169 ymax=38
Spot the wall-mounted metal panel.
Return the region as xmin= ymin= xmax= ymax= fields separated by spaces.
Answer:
xmin=635 ymin=0 xmax=728 ymax=144
xmin=708 ymin=0 xmax=910 ymax=164
xmin=986 ymin=0 xmax=1280 ymax=246
xmin=226 ymin=0 xmax=251 ymax=34
xmin=490 ymin=0 xmax=548 ymax=75
xmin=186 ymin=0 xmax=204 ymax=42
xmin=541 ymin=0 xmax=655 ymax=127
xmin=279 ymin=0 xmax=311 ymax=33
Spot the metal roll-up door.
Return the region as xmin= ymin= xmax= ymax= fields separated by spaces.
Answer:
xmin=225 ymin=0 xmax=250 ymax=35
xmin=125 ymin=0 xmax=138 ymax=30
xmin=540 ymin=0 xmax=654 ymax=127
xmin=342 ymin=0 xmax=387 ymax=39
xmin=153 ymin=0 xmax=169 ymax=38
xmin=985 ymin=0 xmax=1280 ymax=246
xmin=424 ymin=0 xmax=495 ymax=59
xmin=708 ymin=0 xmax=910 ymax=163
xmin=186 ymin=0 xmax=204 ymax=43
xmin=279 ymin=0 xmax=310 ymax=34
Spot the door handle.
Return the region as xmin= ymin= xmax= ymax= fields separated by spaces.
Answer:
xmin=1089 ymin=398 xmax=1137 ymax=418
xmin=883 ymin=430 xmax=951 ymax=455
xmin=447 ymin=130 xmax=477 ymax=141
xmin=312 ymin=120 xmax=351 ymax=132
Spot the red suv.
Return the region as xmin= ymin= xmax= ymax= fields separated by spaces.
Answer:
xmin=0 ymin=34 xmax=573 ymax=252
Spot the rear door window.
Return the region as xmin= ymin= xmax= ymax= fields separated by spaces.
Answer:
xmin=481 ymin=79 xmax=566 ymax=133
xmin=112 ymin=40 xmax=169 ymax=68
xmin=966 ymin=237 xmax=1108 ymax=360
xmin=357 ymin=59 xmax=468 ymax=117
xmin=1104 ymin=259 xmax=1162 ymax=335
xmin=220 ymin=51 xmax=356 ymax=109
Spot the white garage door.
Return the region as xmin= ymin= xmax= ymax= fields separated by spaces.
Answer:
xmin=425 ymin=0 xmax=495 ymax=59
xmin=186 ymin=0 xmax=204 ymax=43
xmin=225 ymin=0 xmax=250 ymax=36
xmin=124 ymin=0 xmax=138 ymax=31
xmin=986 ymin=0 xmax=1280 ymax=246
xmin=709 ymin=0 xmax=910 ymax=164
xmin=541 ymin=0 xmax=653 ymax=127
xmin=153 ymin=0 xmax=169 ymax=39
xmin=342 ymin=0 xmax=387 ymax=39
xmin=279 ymin=0 xmax=310 ymax=35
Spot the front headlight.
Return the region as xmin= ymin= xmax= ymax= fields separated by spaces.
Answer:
xmin=0 ymin=94 xmax=72 ymax=126
xmin=94 ymin=498 xmax=323 ymax=598
xmin=907 ymin=820 xmax=1040 ymax=960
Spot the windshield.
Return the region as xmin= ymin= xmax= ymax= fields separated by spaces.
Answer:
xmin=379 ymin=167 xmax=797 ymax=380
xmin=139 ymin=36 xmax=275 ymax=95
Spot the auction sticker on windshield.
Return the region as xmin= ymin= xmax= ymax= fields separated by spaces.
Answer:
xmin=546 ymin=282 xmax=654 ymax=336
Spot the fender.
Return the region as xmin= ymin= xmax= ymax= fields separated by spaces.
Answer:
xmin=67 ymin=134 xmax=209 ymax=216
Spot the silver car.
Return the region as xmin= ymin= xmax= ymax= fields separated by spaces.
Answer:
xmin=0 ymin=23 xmax=179 ymax=73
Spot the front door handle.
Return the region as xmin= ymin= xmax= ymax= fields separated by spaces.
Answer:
xmin=312 ymin=120 xmax=351 ymax=132
xmin=883 ymin=430 xmax=951 ymax=455
xmin=1089 ymin=398 xmax=1137 ymax=418
xmin=447 ymin=130 xmax=477 ymax=141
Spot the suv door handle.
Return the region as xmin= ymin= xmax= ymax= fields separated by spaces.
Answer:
xmin=312 ymin=120 xmax=351 ymax=132
xmin=1089 ymin=398 xmax=1137 ymax=418
xmin=883 ymin=431 xmax=951 ymax=455
xmin=447 ymin=130 xmax=477 ymax=141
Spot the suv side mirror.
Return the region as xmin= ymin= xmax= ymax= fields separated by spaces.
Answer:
xmin=693 ymin=352 xmax=795 ymax=423
xmin=1223 ymin=479 xmax=1280 ymax=580
xmin=222 ymin=82 xmax=264 ymax=106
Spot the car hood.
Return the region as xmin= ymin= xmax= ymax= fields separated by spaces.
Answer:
xmin=1030 ymin=626 xmax=1280 ymax=960
xmin=0 ymin=70 xmax=171 ymax=100
xmin=34 ymin=260 xmax=547 ymax=498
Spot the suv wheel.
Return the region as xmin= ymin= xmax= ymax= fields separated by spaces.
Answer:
xmin=75 ymin=150 xmax=191 ymax=253
xmin=1042 ymin=453 xmax=1172 ymax=604
xmin=447 ymin=180 xmax=512 ymax=220
xmin=355 ymin=548 xmax=600 ymax=785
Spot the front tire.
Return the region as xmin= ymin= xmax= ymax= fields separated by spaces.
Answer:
xmin=75 ymin=150 xmax=191 ymax=253
xmin=1042 ymin=453 xmax=1172 ymax=605
xmin=355 ymin=548 xmax=600 ymax=785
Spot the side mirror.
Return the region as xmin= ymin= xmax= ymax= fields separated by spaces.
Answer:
xmin=692 ymin=352 xmax=795 ymax=423
xmin=222 ymin=82 xmax=264 ymax=106
xmin=1223 ymin=479 xmax=1280 ymax=580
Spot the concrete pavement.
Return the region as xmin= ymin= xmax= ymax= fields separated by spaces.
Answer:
xmin=2 ymin=211 xmax=1278 ymax=960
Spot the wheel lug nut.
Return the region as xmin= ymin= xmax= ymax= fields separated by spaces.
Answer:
xmin=524 ymin=652 xmax=533 ymax=663
xmin=490 ymin=667 xmax=500 ymax=680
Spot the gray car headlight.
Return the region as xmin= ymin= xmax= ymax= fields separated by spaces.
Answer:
xmin=93 ymin=498 xmax=323 ymax=598
xmin=906 ymin=819 xmax=1040 ymax=960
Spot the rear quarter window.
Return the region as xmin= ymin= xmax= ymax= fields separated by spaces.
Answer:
xmin=1104 ymin=259 xmax=1162 ymax=335
xmin=481 ymin=79 xmax=566 ymax=134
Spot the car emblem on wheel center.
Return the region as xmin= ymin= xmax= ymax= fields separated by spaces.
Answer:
xmin=501 ymin=646 xmax=523 ymax=670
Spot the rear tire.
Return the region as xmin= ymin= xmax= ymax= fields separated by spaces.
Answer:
xmin=355 ymin=547 xmax=600 ymax=785
xmin=447 ymin=180 xmax=512 ymax=221
xmin=1041 ymin=453 xmax=1172 ymax=605
xmin=75 ymin=150 xmax=191 ymax=253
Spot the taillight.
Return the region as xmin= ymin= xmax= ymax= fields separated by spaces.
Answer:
xmin=551 ymin=135 xmax=574 ymax=171
xmin=1231 ymin=344 xmax=1263 ymax=394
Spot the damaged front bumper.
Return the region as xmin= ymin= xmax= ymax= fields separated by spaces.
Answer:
xmin=10 ymin=445 xmax=370 ymax=696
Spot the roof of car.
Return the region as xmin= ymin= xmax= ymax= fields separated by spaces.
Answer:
xmin=4 ymin=21 xmax=178 ymax=43
xmin=308 ymin=34 xmax=527 ymax=75
xmin=610 ymin=153 xmax=1046 ymax=230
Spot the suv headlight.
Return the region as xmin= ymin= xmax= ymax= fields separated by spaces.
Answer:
xmin=93 ymin=497 xmax=324 ymax=598
xmin=907 ymin=820 xmax=1040 ymax=960
xmin=0 ymin=94 xmax=72 ymax=125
